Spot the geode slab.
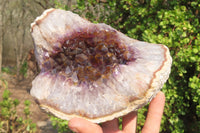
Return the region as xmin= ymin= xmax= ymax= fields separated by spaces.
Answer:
xmin=30 ymin=8 xmax=172 ymax=123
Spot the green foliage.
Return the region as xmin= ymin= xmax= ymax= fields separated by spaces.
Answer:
xmin=0 ymin=89 xmax=36 ymax=133
xmin=20 ymin=61 xmax=28 ymax=77
xmin=1 ymin=67 xmax=13 ymax=75
xmin=1 ymin=62 xmax=28 ymax=77
xmin=50 ymin=115 xmax=72 ymax=133
xmin=54 ymin=0 xmax=200 ymax=132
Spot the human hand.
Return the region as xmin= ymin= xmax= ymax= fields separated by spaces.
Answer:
xmin=68 ymin=91 xmax=165 ymax=133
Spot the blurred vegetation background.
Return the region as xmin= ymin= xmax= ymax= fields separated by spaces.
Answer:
xmin=0 ymin=0 xmax=199 ymax=133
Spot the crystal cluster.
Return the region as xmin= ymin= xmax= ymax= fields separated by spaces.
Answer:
xmin=42 ymin=28 xmax=134 ymax=83
xmin=30 ymin=8 xmax=172 ymax=123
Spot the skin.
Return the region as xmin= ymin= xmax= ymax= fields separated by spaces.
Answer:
xmin=68 ymin=91 xmax=165 ymax=133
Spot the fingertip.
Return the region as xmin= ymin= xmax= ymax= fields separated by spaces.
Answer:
xmin=151 ymin=91 xmax=165 ymax=106
xmin=68 ymin=117 xmax=79 ymax=126
xmin=156 ymin=91 xmax=165 ymax=102
xmin=68 ymin=118 xmax=81 ymax=132
xmin=68 ymin=118 xmax=103 ymax=133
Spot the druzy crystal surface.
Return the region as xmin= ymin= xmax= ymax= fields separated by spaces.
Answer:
xmin=30 ymin=8 xmax=172 ymax=123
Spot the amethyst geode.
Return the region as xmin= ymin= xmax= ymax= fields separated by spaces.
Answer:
xmin=30 ymin=8 xmax=172 ymax=123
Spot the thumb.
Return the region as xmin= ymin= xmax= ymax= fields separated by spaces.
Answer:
xmin=68 ymin=118 xmax=103 ymax=133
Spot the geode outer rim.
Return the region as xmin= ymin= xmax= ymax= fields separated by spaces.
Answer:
xmin=30 ymin=8 xmax=172 ymax=123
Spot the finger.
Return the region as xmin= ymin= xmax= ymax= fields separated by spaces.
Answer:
xmin=68 ymin=117 xmax=103 ymax=133
xmin=101 ymin=118 xmax=120 ymax=133
xmin=142 ymin=91 xmax=165 ymax=133
xmin=122 ymin=111 xmax=137 ymax=133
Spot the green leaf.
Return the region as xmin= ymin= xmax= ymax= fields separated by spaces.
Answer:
xmin=13 ymin=99 xmax=20 ymax=106
xmin=2 ymin=89 xmax=11 ymax=99
xmin=193 ymin=48 xmax=198 ymax=54
xmin=24 ymin=100 xmax=30 ymax=106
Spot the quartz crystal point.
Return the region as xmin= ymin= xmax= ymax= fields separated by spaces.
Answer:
xmin=30 ymin=8 xmax=172 ymax=123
